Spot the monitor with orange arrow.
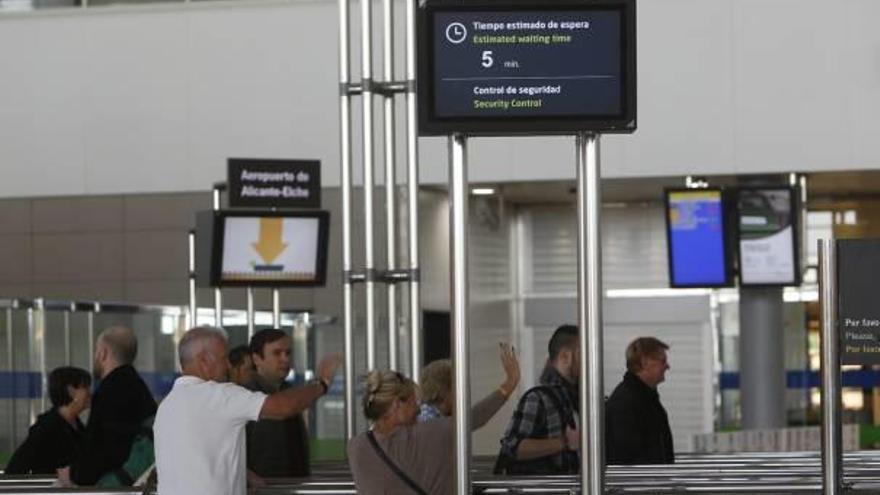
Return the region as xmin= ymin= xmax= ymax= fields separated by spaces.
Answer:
xmin=205 ymin=210 xmax=330 ymax=287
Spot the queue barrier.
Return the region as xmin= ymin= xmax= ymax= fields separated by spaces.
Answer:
xmin=5 ymin=452 xmax=880 ymax=494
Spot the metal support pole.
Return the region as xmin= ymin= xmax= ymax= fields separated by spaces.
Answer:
xmin=7 ymin=307 xmax=16 ymax=451
xmin=382 ymin=0 xmax=398 ymax=371
xmin=405 ymin=0 xmax=422 ymax=382
xmin=188 ymin=230 xmax=197 ymax=328
xmin=272 ymin=289 xmax=281 ymax=329
xmin=213 ymin=188 xmax=223 ymax=328
xmin=87 ymin=309 xmax=95 ymax=370
xmin=449 ymin=134 xmax=471 ymax=495
xmin=576 ymin=133 xmax=604 ymax=495
xmin=338 ymin=0 xmax=356 ymax=440
xmin=247 ymin=288 xmax=255 ymax=339
xmin=63 ymin=309 xmax=71 ymax=365
xmin=361 ymin=0 xmax=377 ymax=371
xmin=28 ymin=300 xmax=47 ymax=423
xmin=819 ymin=239 xmax=842 ymax=495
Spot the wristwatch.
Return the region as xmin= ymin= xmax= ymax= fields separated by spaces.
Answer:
xmin=317 ymin=378 xmax=330 ymax=395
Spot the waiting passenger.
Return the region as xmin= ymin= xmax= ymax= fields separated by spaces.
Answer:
xmin=605 ymin=336 xmax=674 ymax=465
xmin=419 ymin=347 xmax=519 ymax=423
xmin=6 ymin=367 xmax=91 ymax=475
xmin=244 ymin=328 xmax=314 ymax=478
xmin=62 ymin=326 xmax=157 ymax=486
xmin=228 ymin=344 xmax=255 ymax=386
xmin=348 ymin=343 xmax=519 ymax=495
xmin=418 ymin=358 xmax=452 ymax=421
xmin=154 ymin=326 xmax=340 ymax=495
xmin=496 ymin=324 xmax=580 ymax=475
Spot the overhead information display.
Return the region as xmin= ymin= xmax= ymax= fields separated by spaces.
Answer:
xmin=665 ymin=189 xmax=732 ymax=288
xmin=737 ymin=188 xmax=800 ymax=287
xmin=418 ymin=0 xmax=636 ymax=135
xmin=211 ymin=211 xmax=329 ymax=287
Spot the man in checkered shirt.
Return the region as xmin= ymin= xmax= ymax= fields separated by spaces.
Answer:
xmin=496 ymin=325 xmax=580 ymax=475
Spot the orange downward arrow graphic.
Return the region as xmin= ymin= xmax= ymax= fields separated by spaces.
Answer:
xmin=252 ymin=218 xmax=288 ymax=264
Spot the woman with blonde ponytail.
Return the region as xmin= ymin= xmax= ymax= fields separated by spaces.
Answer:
xmin=347 ymin=343 xmax=520 ymax=494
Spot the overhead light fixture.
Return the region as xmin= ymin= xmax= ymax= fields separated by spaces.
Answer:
xmin=471 ymin=187 xmax=495 ymax=196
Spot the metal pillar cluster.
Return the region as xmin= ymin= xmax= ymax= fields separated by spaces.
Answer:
xmin=338 ymin=0 xmax=422 ymax=440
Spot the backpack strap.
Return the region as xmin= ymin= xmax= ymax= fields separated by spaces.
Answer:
xmin=531 ymin=386 xmax=575 ymax=429
xmin=366 ymin=431 xmax=428 ymax=495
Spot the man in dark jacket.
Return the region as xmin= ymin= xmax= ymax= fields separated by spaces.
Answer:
xmin=244 ymin=328 xmax=317 ymax=479
xmin=64 ymin=326 xmax=158 ymax=485
xmin=605 ymin=336 xmax=674 ymax=465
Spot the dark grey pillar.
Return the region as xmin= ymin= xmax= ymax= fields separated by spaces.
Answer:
xmin=739 ymin=286 xmax=786 ymax=429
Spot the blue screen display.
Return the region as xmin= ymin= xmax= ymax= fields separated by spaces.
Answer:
xmin=667 ymin=190 xmax=728 ymax=287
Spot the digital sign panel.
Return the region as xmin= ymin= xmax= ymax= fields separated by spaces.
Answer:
xmin=418 ymin=0 xmax=636 ymax=135
xmin=737 ymin=187 xmax=800 ymax=286
xmin=665 ymin=189 xmax=732 ymax=288
xmin=197 ymin=211 xmax=329 ymax=288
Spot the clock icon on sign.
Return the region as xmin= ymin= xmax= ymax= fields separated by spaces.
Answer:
xmin=445 ymin=22 xmax=467 ymax=44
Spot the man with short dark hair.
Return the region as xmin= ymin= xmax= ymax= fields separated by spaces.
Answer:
xmin=496 ymin=324 xmax=580 ymax=474
xmin=66 ymin=326 xmax=157 ymax=485
xmin=244 ymin=328 xmax=315 ymax=478
xmin=605 ymin=336 xmax=674 ymax=465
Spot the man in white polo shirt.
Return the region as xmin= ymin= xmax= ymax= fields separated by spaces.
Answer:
xmin=154 ymin=326 xmax=340 ymax=495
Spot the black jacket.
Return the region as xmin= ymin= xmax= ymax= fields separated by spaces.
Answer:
xmin=244 ymin=374 xmax=310 ymax=477
xmin=605 ymin=372 xmax=674 ymax=465
xmin=5 ymin=408 xmax=84 ymax=475
xmin=70 ymin=365 xmax=157 ymax=485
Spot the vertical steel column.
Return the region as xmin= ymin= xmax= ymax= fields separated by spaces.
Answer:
xmin=29 ymin=300 xmax=47 ymax=423
xmin=247 ymin=288 xmax=255 ymax=339
xmin=188 ymin=230 xmax=197 ymax=328
xmin=360 ymin=0 xmax=377 ymax=370
xmin=272 ymin=289 xmax=281 ymax=329
xmin=382 ymin=0 xmax=398 ymax=371
xmin=405 ymin=0 xmax=422 ymax=382
xmin=576 ymin=133 xmax=604 ymax=495
xmin=338 ymin=0 xmax=356 ymax=440
xmin=213 ymin=188 xmax=223 ymax=328
xmin=63 ymin=308 xmax=71 ymax=365
xmin=6 ymin=306 xmax=16 ymax=451
xmin=87 ymin=308 xmax=96 ymax=370
xmin=449 ymin=134 xmax=471 ymax=495
xmin=819 ymin=239 xmax=842 ymax=495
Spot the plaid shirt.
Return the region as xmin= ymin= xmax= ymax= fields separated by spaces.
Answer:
xmin=499 ymin=367 xmax=579 ymax=473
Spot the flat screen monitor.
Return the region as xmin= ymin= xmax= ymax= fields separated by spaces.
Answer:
xmin=665 ymin=189 xmax=733 ymax=288
xmin=417 ymin=0 xmax=636 ymax=135
xmin=205 ymin=211 xmax=329 ymax=287
xmin=736 ymin=187 xmax=800 ymax=286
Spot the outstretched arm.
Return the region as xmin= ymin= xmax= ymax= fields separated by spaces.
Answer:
xmin=472 ymin=343 xmax=520 ymax=429
xmin=260 ymin=354 xmax=341 ymax=419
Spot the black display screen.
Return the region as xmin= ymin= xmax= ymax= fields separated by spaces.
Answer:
xmin=418 ymin=0 xmax=636 ymax=135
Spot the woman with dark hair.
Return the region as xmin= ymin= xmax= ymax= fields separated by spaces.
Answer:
xmin=6 ymin=366 xmax=92 ymax=475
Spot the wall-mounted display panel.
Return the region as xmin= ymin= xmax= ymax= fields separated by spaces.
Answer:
xmin=736 ymin=187 xmax=800 ymax=287
xmin=665 ymin=189 xmax=733 ymax=288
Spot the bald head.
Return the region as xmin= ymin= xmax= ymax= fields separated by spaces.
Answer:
xmin=179 ymin=327 xmax=229 ymax=381
xmin=98 ymin=326 xmax=138 ymax=365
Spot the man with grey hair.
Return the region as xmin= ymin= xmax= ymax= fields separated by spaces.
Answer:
xmin=154 ymin=327 xmax=341 ymax=495
xmin=67 ymin=326 xmax=157 ymax=485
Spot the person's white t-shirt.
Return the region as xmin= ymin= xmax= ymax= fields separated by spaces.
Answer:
xmin=154 ymin=375 xmax=267 ymax=495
